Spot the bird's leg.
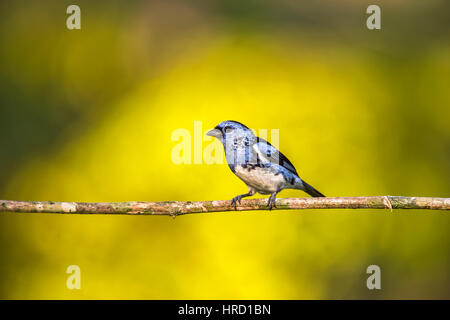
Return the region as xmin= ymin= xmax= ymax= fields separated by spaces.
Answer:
xmin=267 ymin=190 xmax=281 ymax=210
xmin=231 ymin=188 xmax=256 ymax=210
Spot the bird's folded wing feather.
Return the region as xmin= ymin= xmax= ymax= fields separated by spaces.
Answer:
xmin=253 ymin=138 xmax=299 ymax=176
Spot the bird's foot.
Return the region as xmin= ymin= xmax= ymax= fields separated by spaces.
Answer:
xmin=267 ymin=194 xmax=277 ymax=210
xmin=231 ymin=195 xmax=242 ymax=211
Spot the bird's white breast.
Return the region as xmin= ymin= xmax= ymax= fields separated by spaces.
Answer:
xmin=234 ymin=165 xmax=286 ymax=194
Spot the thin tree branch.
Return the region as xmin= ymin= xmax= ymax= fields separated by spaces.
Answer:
xmin=0 ymin=196 xmax=449 ymax=217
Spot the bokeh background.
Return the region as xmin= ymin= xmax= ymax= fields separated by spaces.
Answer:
xmin=0 ymin=0 xmax=449 ymax=299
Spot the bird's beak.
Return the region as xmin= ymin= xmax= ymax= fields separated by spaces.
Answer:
xmin=206 ymin=128 xmax=222 ymax=138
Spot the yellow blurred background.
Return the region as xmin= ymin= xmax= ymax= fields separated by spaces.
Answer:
xmin=0 ymin=0 xmax=448 ymax=299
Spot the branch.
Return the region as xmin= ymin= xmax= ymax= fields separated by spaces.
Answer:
xmin=0 ymin=196 xmax=449 ymax=217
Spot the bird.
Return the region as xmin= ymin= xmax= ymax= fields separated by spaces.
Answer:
xmin=206 ymin=120 xmax=325 ymax=210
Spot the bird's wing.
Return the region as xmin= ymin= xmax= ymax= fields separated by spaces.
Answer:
xmin=253 ymin=137 xmax=299 ymax=176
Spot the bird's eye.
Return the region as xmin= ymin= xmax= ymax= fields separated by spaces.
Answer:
xmin=223 ymin=126 xmax=233 ymax=133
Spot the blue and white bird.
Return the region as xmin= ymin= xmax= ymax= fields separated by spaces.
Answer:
xmin=207 ymin=120 xmax=325 ymax=210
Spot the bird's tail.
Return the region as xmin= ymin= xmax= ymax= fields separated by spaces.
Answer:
xmin=301 ymin=180 xmax=325 ymax=197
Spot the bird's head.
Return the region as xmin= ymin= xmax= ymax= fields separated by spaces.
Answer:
xmin=206 ymin=120 xmax=253 ymax=143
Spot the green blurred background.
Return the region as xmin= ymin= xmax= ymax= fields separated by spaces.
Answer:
xmin=0 ymin=0 xmax=449 ymax=299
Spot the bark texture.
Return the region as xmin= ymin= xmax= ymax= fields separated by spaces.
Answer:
xmin=1 ymin=196 xmax=449 ymax=217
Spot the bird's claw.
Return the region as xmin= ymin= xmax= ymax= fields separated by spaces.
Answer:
xmin=231 ymin=196 xmax=242 ymax=211
xmin=267 ymin=196 xmax=277 ymax=210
